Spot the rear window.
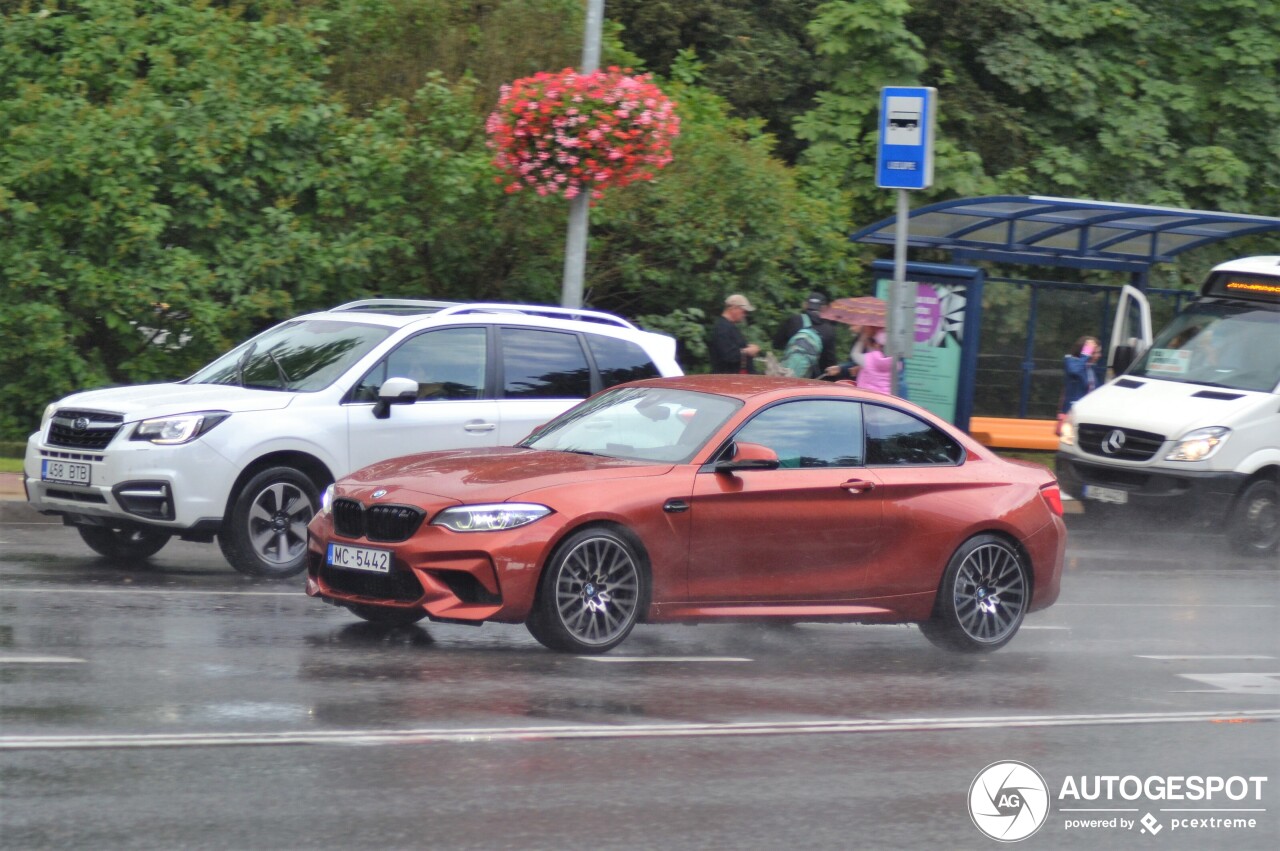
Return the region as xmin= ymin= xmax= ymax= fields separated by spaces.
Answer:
xmin=587 ymin=334 xmax=661 ymax=387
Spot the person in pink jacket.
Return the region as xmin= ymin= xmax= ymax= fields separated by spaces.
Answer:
xmin=856 ymin=330 xmax=897 ymax=394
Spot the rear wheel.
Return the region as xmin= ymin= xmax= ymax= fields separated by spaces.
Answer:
xmin=920 ymin=534 xmax=1028 ymax=653
xmin=218 ymin=466 xmax=319 ymax=578
xmin=1228 ymin=479 xmax=1279 ymax=557
xmin=77 ymin=526 xmax=171 ymax=560
xmin=527 ymin=527 xmax=646 ymax=654
xmin=344 ymin=603 xmax=428 ymax=626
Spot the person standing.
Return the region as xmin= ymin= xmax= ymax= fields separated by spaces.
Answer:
xmin=773 ymin=291 xmax=838 ymax=378
xmin=1059 ymin=335 xmax=1101 ymax=429
xmin=708 ymin=294 xmax=761 ymax=373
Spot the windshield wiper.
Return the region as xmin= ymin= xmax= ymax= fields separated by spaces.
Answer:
xmin=265 ymin=350 xmax=291 ymax=389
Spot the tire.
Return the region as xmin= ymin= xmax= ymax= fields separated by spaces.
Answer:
xmin=344 ymin=603 xmax=428 ymax=626
xmin=526 ymin=527 xmax=647 ymax=654
xmin=77 ymin=526 xmax=171 ymax=560
xmin=1228 ymin=479 xmax=1279 ymax=557
xmin=919 ymin=534 xmax=1029 ymax=653
xmin=218 ymin=466 xmax=319 ymax=578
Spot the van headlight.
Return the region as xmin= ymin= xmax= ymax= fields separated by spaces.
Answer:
xmin=1165 ymin=427 xmax=1230 ymax=462
xmin=131 ymin=412 xmax=230 ymax=445
xmin=432 ymin=503 xmax=552 ymax=532
xmin=1058 ymin=420 xmax=1076 ymax=447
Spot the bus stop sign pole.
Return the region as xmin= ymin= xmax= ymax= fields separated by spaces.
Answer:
xmin=875 ymin=86 xmax=937 ymax=396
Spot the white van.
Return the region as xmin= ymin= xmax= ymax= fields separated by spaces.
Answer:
xmin=1055 ymin=256 xmax=1280 ymax=555
xmin=25 ymin=301 xmax=681 ymax=576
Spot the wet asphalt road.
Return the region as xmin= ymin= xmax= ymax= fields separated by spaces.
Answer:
xmin=1 ymin=505 xmax=1277 ymax=850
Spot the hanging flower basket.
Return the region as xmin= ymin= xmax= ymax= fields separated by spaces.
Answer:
xmin=486 ymin=67 xmax=680 ymax=200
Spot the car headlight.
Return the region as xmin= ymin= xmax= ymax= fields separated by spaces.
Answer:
xmin=432 ymin=503 xmax=552 ymax=532
xmin=1058 ymin=420 xmax=1076 ymax=447
xmin=130 ymin=412 xmax=230 ymax=445
xmin=1165 ymin=427 xmax=1231 ymax=462
xmin=40 ymin=403 xmax=56 ymax=433
xmin=320 ymin=484 xmax=336 ymax=516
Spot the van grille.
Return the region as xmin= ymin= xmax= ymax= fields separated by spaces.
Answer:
xmin=1078 ymin=424 xmax=1165 ymax=462
xmin=47 ymin=410 xmax=123 ymax=450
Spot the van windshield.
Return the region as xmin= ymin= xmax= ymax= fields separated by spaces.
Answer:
xmin=1128 ymin=302 xmax=1280 ymax=393
xmin=187 ymin=320 xmax=392 ymax=392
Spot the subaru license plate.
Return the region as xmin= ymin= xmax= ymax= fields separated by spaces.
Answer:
xmin=1083 ymin=485 xmax=1128 ymax=504
xmin=42 ymin=459 xmax=91 ymax=486
xmin=327 ymin=542 xmax=391 ymax=573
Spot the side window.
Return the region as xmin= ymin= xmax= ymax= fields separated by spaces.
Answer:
xmin=586 ymin=333 xmax=661 ymax=388
xmin=351 ymin=327 xmax=487 ymax=402
xmin=732 ymin=400 xmax=863 ymax=468
xmin=864 ymin=405 xmax=963 ymax=465
xmin=500 ymin=328 xmax=592 ymax=399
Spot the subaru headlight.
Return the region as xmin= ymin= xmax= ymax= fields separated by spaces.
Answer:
xmin=40 ymin=403 xmax=56 ymax=433
xmin=131 ymin=412 xmax=230 ymax=445
xmin=432 ymin=503 xmax=552 ymax=532
xmin=1165 ymin=427 xmax=1230 ymax=462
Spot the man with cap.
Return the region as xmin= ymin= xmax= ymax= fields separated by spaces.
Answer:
xmin=708 ymin=294 xmax=761 ymax=373
xmin=772 ymin=291 xmax=838 ymax=378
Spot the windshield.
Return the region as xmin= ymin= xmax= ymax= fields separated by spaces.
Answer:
xmin=1128 ymin=302 xmax=1280 ymax=392
xmin=519 ymin=386 xmax=743 ymax=463
xmin=187 ymin=320 xmax=393 ymax=392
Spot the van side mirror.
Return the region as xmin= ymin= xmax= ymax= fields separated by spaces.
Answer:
xmin=1111 ymin=343 xmax=1137 ymax=376
xmin=372 ymin=377 xmax=419 ymax=420
xmin=715 ymin=441 xmax=780 ymax=472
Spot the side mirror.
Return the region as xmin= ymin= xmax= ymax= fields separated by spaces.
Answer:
xmin=1111 ymin=343 xmax=1136 ymax=377
xmin=372 ymin=376 xmax=419 ymax=420
xmin=715 ymin=441 xmax=780 ymax=473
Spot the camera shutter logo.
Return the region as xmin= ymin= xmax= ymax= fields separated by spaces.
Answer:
xmin=969 ymin=761 xmax=1050 ymax=842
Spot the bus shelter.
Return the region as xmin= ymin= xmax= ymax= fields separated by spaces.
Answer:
xmin=849 ymin=196 xmax=1280 ymax=429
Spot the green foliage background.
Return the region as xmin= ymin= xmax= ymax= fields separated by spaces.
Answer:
xmin=1 ymin=0 xmax=1277 ymax=441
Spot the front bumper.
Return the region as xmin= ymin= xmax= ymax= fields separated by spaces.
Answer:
xmin=24 ymin=432 xmax=238 ymax=532
xmin=1055 ymin=452 xmax=1244 ymax=525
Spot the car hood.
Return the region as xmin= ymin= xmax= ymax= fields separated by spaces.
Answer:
xmin=52 ymin=383 xmax=295 ymax=420
xmin=341 ymin=447 xmax=674 ymax=504
xmin=1072 ymin=378 xmax=1275 ymax=436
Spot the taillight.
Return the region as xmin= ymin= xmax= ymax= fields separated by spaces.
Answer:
xmin=1040 ymin=482 xmax=1064 ymax=517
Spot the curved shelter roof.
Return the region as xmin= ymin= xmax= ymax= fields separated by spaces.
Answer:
xmin=849 ymin=195 xmax=1280 ymax=273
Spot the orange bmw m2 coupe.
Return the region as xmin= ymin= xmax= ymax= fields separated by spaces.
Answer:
xmin=306 ymin=376 xmax=1066 ymax=653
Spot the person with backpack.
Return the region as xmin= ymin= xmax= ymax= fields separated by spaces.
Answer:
xmin=772 ymin=291 xmax=837 ymax=378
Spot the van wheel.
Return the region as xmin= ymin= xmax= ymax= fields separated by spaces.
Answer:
xmin=77 ymin=526 xmax=171 ymax=560
xmin=218 ymin=466 xmax=318 ymax=578
xmin=1229 ymin=479 xmax=1279 ymax=557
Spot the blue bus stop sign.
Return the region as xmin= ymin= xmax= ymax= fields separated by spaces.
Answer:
xmin=876 ymin=86 xmax=937 ymax=190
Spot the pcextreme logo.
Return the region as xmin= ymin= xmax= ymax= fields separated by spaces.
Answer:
xmin=969 ymin=761 xmax=1051 ymax=842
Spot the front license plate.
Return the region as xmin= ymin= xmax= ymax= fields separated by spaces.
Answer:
xmin=1084 ymin=485 xmax=1128 ymax=505
xmin=42 ymin=459 xmax=91 ymax=486
xmin=326 ymin=542 xmax=392 ymax=573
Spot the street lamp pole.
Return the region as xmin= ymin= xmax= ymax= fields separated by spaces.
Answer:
xmin=560 ymin=0 xmax=604 ymax=309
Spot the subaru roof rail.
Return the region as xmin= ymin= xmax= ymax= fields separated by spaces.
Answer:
xmin=433 ymin=302 xmax=637 ymax=329
xmin=331 ymin=298 xmax=461 ymax=315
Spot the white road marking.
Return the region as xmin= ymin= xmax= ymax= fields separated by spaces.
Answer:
xmin=580 ymin=656 xmax=753 ymax=663
xmin=1021 ymin=625 xmax=1070 ymax=630
xmin=1138 ymin=655 xmax=1275 ymax=660
xmin=0 ymin=587 xmax=300 ymax=598
xmin=0 ymin=656 xmax=86 ymax=664
xmin=1177 ymin=673 xmax=1280 ymax=695
xmin=1058 ymin=603 xmax=1275 ymax=608
xmin=3 ymin=709 xmax=1277 ymax=751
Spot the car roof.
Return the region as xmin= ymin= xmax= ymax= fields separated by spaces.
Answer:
xmin=623 ymin=374 xmax=875 ymax=401
xmin=289 ymin=300 xmax=658 ymax=338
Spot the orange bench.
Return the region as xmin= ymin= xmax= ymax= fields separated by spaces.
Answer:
xmin=967 ymin=417 xmax=1060 ymax=451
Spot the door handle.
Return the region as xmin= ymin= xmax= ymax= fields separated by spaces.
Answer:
xmin=840 ymin=479 xmax=877 ymax=494
xmin=464 ymin=422 xmax=497 ymax=432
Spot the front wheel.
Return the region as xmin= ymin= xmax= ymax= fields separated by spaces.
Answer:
xmin=920 ymin=534 xmax=1029 ymax=653
xmin=77 ymin=526 xmax=171 ymax=560
xmin=218 ymin=466 xmax=319 ymax=578
xmin=526 ymin=527 xmax=647 ymax=654
xmin=1228 ymin=479 xmax=1279 ymax=557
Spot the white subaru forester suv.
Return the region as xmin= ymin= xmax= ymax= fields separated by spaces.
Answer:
xmin=24 ymin=300 xmax=681 ymax=577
